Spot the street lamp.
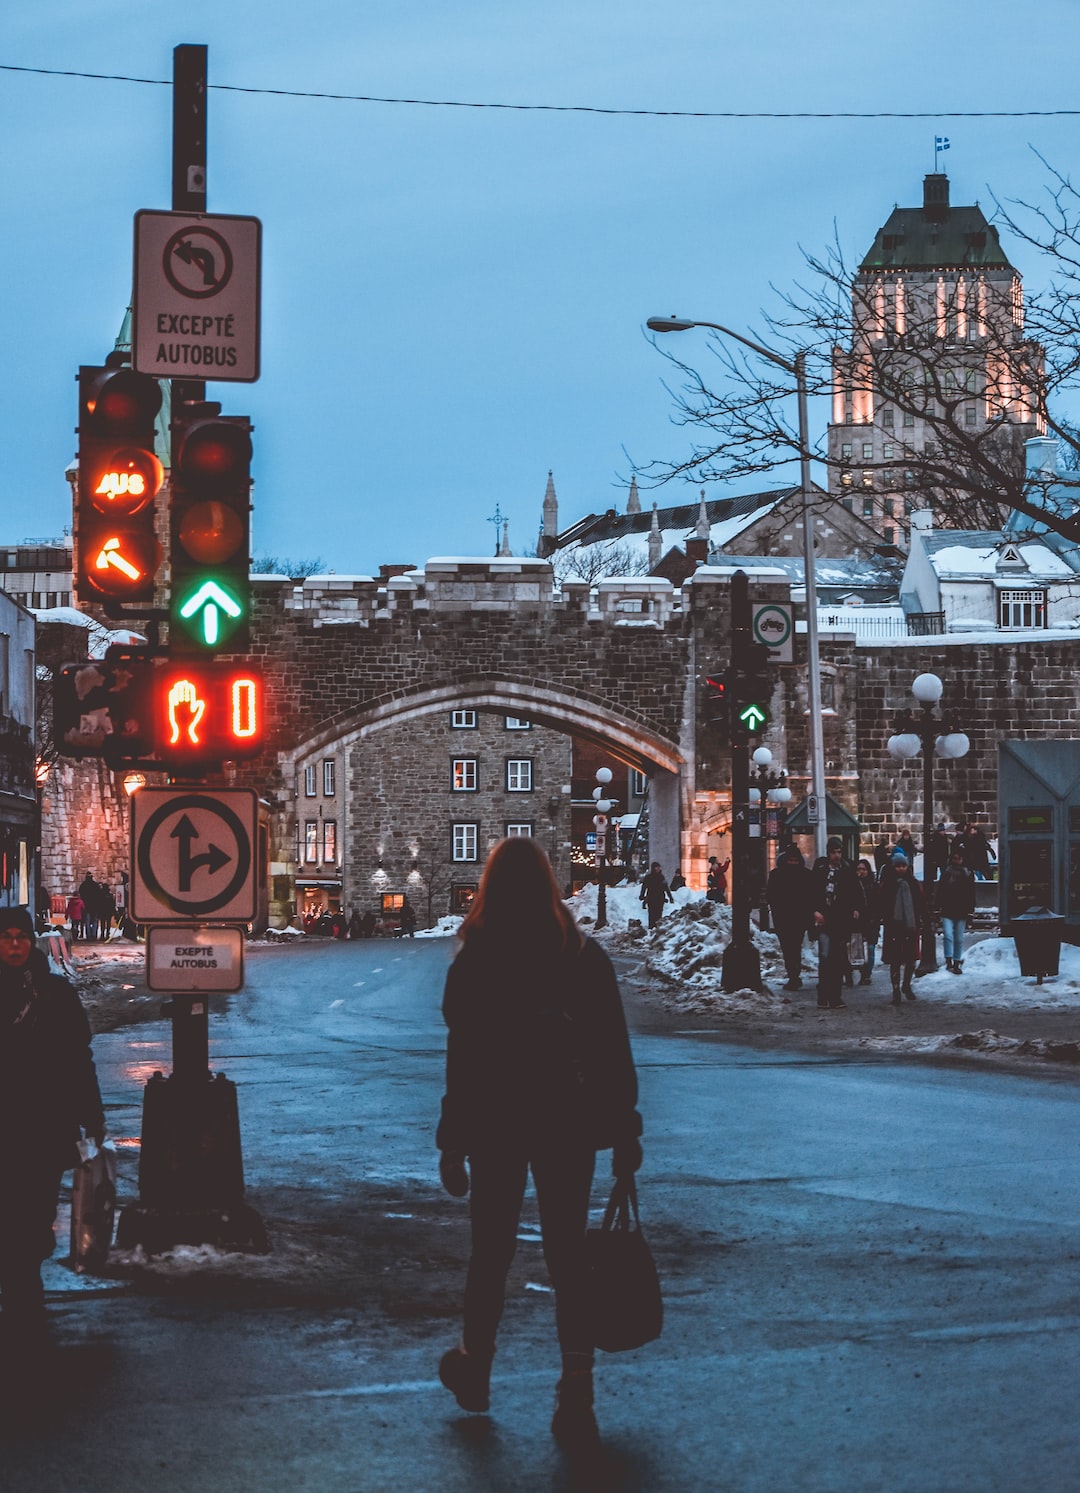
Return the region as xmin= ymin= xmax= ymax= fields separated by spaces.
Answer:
xmin=748 ymin=747 xmax=792 ymax=931
xmin=886 ymin=671 xmax=970 ymax=974
xmin=593 ymin=767 xmax=613 ymax=930
xmin=647 ymin=315 xmax=828 ymax=862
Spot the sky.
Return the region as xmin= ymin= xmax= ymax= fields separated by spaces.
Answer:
xmin=4 ymin=1 xmax=1080 ymax=576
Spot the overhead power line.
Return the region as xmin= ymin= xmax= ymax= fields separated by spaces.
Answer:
xmin=2 ymin=63 xmax=1079 ymax=119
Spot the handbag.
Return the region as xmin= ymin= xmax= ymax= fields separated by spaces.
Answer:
xmin=847 ymin=931 xmax=867 ymax=966
xmin=70 ymin=1141 xmax=117 ymax=1275
xmin=585 ymin=1176 xmax=663 ymax=1352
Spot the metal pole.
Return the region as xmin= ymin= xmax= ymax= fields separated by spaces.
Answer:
xmin=797 ymin=353 xmax=828 ymax=863
xmin=918 ymin=711 xmax=938 ymax=974
xmin=722 ymin=572 xmax=762 ymax=991
xmin=172 ymin=44 xmax=207 ymax=414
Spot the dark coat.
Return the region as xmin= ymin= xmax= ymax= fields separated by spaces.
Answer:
xmin=639 ymin=869 xmax=673 ymax=909
xmin=811 ymin=859 xmax=862 ymax=938
xmin=880 ymin=872 xmax=926 ymax=964
xmin=437 ymin=935 xmax=641 ymax=1157
xmin=937 ymin=863 xmax=976 ymax=920
xmin=926 ymin=829 xmax=951 ymax=879
xmin=954 ymin=829 xmax=992 ymax=876
xmin=855 ymin=872 xmax=881 ymax=940
xmin=767 ymin=859 xmax=814 ymax=934
xmin=0 ymin=949 xmax=105 ymax=1169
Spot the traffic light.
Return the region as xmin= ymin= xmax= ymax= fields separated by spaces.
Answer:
xmin=155 ymin=662 xmax=264 ymax=764
xmin=54 ymin=654 xmax=264 ymax=767
xmin=170 ymin=409 xmax=252 ymax=655
xmin=704 ymin=674 xmax=730 ymax=739
xmin=76 ymin=363 xmax=164 ymax=604
xmin=54 ymin=653 xmax=158 ymax=766
xmin=729 ymin=637 xmax=773 ymax=737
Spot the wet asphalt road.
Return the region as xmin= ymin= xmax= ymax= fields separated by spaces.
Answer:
xmin=3 ymin=937 xmax=1080 ymax=1492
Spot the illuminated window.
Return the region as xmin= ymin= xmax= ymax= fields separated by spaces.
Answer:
xmin=323 ymin=759 xmax=335 ymax=797
xmin=453 ymin=824 xmax=479 ymax=861
xmin=381 ymin=893 xmax=404 ymax=913
xmin=451 ymin=710 xmax=477 ymax=729
xmin=305 ymin=821 xmax=318 ymax=863
xmin=861 ymin=471 xmax=873 ymax=489
xmin=452 ymin=758 xmax=477 ymax=792
xmin=304 ymin=765 xmax=316 ymax=797
xmin=452 ymin=884 xmax=477 ymax=910
xmin=323 ymin=821 xmax=337 ymax=863
xmin=507 ymin=759 xmax=533 ymax=792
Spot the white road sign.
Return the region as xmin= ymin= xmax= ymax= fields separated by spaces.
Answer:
xmin=752 ymin=601 xmax=795 ymax=663
xmin=131 ymin=788 xmax=258 ymax=924
xmin=146 ymin=925 xmax=245 ymax=993
xmin=132 ymin=210 xmax=262 ymax=382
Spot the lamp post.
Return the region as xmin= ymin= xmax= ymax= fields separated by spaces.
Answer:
xmin=749 ymin=747 xmax=793 ymax=931
xmin=886 ymin=672 xmax=970 ymax=975
xmin=593 ymin=767 xmax=614 ymax=930
xmin=647 ymin=315 xmax=828 ymax=862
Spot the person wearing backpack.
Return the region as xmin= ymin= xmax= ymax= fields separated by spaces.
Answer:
xmin=436 ymin=836 xmax=642 ymax=1447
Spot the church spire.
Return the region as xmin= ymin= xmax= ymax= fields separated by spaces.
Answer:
xmin=695 ymin=489 xmax=710 ymax=541
xmin=627 ymin=475 xmax=641 ymax=514
xmin=542 ymin=470 xmax=558 ymax=539
xmin=499 ymin=519 xmax=512 ymax=557
xmin=648 ymin=503 xmax=662 ymax=570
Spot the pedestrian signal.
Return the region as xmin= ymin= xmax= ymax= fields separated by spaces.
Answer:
xmin=170 ymin=410 xmax=252 ymax=654
xmin=156 ymin=665 xmax=264 ymax=762
xmin=77 ymin=363 xmax=164 ymax=603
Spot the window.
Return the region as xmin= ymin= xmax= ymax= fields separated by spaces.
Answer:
xmin=999 ymin=589 xmax=1046 ymax=630
xmin=452 ymin=884 xmax=477 ymax=911
xmin=506 ymin=759 xmax=533 ymax=792
xmin=862 ymin=442 xmax=873 ymax=461
xmin=965 ymin=405 xmax=977 ymax=426
xmin=305 ymin=821 xmax=318 ymax=863
xmin=883 ymin=499 xmax=895 ymax=518
xmin=882 ymin=469 xmax=895 ymax=488
xmin=453 ymin=824 xmax=479 ymax=861
xmin=631 ymin=769 xmax=648 ymax=797
xmin=504 ymin=716 xmax=532 ymax=730
xmin=883 ymin=443 xmax=894 ymax=461
xmin=304 ymin=765 xmax=316 ymax=797
xmin=903 ymin=411 xmax=915 ymax=427
xmin=452 ymin=758 xmax=477 ymax=792
xmin=883 ymin=527 xmax=896 ymax=545
xmin=861 ymin=470 xmax=873 ymax=489
xmin=841 ymin=498 xmax=854 ymax=511
xmin=840 ymin=471 xmax=853 ymax=488
xmin=506 ymin=822 xmax=533 ymax=837
xmin=862 ymin=498 xmax=874 ymax=517
xmin=323 ymin=759 xmax=336 ymax=797
xmin=451 ymin=710 xmax=477 ymax=729
xmin=323 ymin=820 xmax=337 ymax=863
xmin=904 ymin=496 xmax=916 ymax=515
xmin=381 ymin=893 xmax=404 ymax=913
xmin=820 ymin=675 xmax=837 ymax=710
xmin=882 ymin=407 xmax=894 ymax=428
xmin=841 ymin=442 xmax=852 ymax=460
xmin=904 ymin=469 xmax=916 ymax=487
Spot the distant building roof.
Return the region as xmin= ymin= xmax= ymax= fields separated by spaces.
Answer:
xmin=549 ymin=486 xmax=783 ymax=552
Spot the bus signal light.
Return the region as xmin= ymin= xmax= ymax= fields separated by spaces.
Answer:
xmin=77 ymin=364 xmax=164 ymax=602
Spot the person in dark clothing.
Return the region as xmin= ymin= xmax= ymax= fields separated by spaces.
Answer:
xmin=401 ymin=896 xmax=417 ymax=937
xmin=669 ymin=870 xmax=686 ymax=893
xmin=854 ymin=859 xmax=881 ymax=984
xmin=77 ymin=874 xmax=98 ymax=941
xmin=895 ymin=829 xmax=918 ymax=870
xmin=767 ymin=845 xmax=813 ymax=991
xmin=925 ymin=823 xmax=951 ymax=890
xmin=639 ymin=862 xmax=674 ymax=929
xmin=880 ymin=853 xmax=925 ymax=1003
xmin=811 ymin=838 xmax=862 ymax=1010
xmin=872 ymin=836 xmax=891 ymax=873
xmin=436 ymin=837 xmax=642 ymax=1446
xmin=0 ymin=907 xmax=105 ymax=1340
xmin=360 ymin=910 xmax=377 ymax=939
xmin=937 ymin=848 xmax=976 ymax=973
xmin=954 ymin=822 xmax=993 ymax=880
xmin=347 ymin=908 xmax=364 ymax=940
xmin=706 ymin=857 xmax=730 ymax=904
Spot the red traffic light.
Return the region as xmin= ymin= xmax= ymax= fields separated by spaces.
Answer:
xmin=177 ymin=419 xmax=252 ymax=491
xmin=83 ymin=366 xmax=163 ymax=432
xmin=158 ymin=667 xmax=264 ymax=760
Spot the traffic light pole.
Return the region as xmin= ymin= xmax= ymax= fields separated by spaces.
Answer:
xmin=722 ymin=571 xmax=763 ymax=993
xmin=172 ymin=43 xmax=207 ymax=414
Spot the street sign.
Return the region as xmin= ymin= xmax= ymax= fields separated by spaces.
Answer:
xmin=807 ymin=792 xmax=820 ymax=825
xmin=132 ymin=211 xmax=262 ymax=382
xmin=752 ymin=602 xmax=795 ymax=663
xmin=131 ymin=787 xmax=258 ymax=923
xmin=146 ymin=925 xmax=245 ymax=993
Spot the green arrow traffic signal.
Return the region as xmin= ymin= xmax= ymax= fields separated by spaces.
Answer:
xmin=737 ymin=702 xmax=769 ymax=732
xmin=178 ymin=580 xmax=244 ymax=646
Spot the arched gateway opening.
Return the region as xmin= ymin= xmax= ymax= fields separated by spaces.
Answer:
xmin=278 ymin=681 xmax=685 ymax=929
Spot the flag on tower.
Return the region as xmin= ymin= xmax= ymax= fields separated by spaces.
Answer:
xmin=935 ymin=135 xmax=951 ymax=151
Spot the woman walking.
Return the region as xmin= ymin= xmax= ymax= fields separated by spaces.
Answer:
xmin=880 ymin=853 xmax=925 ymax=1004
xmin=436 ymin=837 xmax=642 ymax=1445
xmin=937 ymin=847 xmax=976 ymax=973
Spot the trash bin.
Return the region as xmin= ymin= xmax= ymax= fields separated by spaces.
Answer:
xmin=1010 ymin=906 xmax=1065 ymax=984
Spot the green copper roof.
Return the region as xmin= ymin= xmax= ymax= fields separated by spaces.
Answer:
xmin=114 ymin=305 xmax=172 ymax=466
xmin=860 ymin=176 xmax=1015 ymax=273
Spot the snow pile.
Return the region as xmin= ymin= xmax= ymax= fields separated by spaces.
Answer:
xmin=904 ymin=937 xmax=1080 ymax=1010
xmin=852 ymin=1029 xmax=1080 ymax=1062
xmin=415 ymin=915 xmax=463 ymax=939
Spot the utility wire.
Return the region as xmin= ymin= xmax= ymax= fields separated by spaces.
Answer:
xmin=2 ymin=63 xmax=1079 ymax=118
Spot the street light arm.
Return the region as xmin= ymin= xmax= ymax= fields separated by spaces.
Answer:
xmin=647 ymin=316 xmax=798 ymax=378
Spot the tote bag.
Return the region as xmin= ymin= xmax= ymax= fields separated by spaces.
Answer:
xmin=70 ymin=1141 xmax=117 ymax=1274
xmin=585 ymin=1176 xmax=663 ymax=1352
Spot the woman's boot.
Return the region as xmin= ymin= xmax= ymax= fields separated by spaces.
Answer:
xmin=439 ymin=1344 xmax=494 ymax=1413
xmin=552 ymin=1357 xmax=599 ymax=1446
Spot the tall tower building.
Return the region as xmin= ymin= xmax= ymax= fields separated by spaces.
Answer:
xmin=826 ymin=173 xmax=1044 ymax=546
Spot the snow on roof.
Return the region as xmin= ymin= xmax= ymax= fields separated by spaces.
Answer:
xmin=34 ymin=607 xmax=146 ymax=656
xmin=925 ymin=533 xmax=1075 ymax=579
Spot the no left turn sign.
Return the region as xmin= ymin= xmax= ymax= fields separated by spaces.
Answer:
xmin=131 ymin=788 xmax=258 ymax=923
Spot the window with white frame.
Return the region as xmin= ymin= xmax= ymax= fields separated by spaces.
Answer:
xmin=305 ymin=821 xmax=318 ymax=863
xmin=631 ymin=769 xmax=648 ymax=798
xmin=506 ymin=759 xmax=533 ymax=792
xmin=999 ymin=589 xmax=1046 ymax=630
xmin=505 ymin=716 xmax=532 ymax=730
xmin=323 ymin=820 xmax=337 ymax=863
xmin=506 ymin=822 xmax=533 ymax=837
xmin=452 ymin=759 xmax=478 ymax=791
xmin=451 ymin=710 xmax=477 ymax=729
xmin=304 ymin=764 xmax=316 ymax=797
xmin=323 ymin=759 xmax=335 ymax=797
xmin=452 ymin=823 xmax=478 ymax=861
